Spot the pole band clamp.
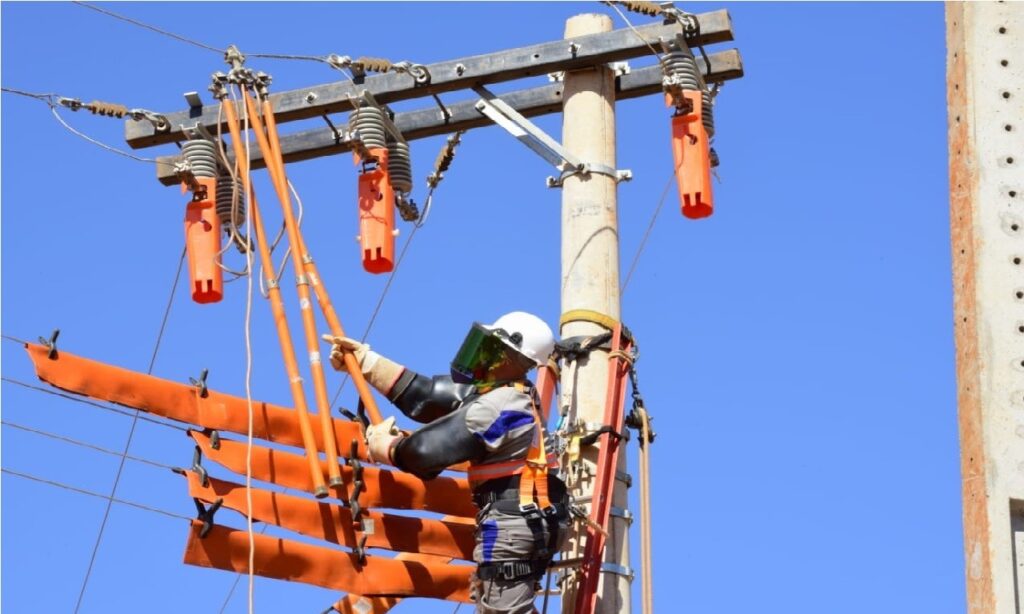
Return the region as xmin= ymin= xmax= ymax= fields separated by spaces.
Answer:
xmin=609 ymin=506 xmax=634 ymax=525
xmin=600 ymin=562 xmax=635 ymax=582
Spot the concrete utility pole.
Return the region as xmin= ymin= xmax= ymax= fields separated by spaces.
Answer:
xmin=559 ymin=13 xmax=631 ymax=614
xmin=946 ymin=3 xmax=1024 ymax=613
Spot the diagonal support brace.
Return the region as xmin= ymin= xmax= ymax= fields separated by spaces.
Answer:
xmin=472 ymin=85 xmax=631 ymax=188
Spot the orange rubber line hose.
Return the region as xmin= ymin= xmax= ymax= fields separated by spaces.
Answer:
xmin=184 ymin=471 xmax=474 ymax=560
xmin=257 ymin=96 xmax=384 ymax=427
xmin=190 ymin=430 xmax=476 ymax=517
xmin=333 ymin=550 xmax=456 ymax=614
xmin=238 ymin=89 xmax=344 ymax=486
xmin=23 ymin=343 xmax=372 ymax=461
xmin=182 ymin=521 xmax=474 ymax=602
xmin=220 ymin=96 xmax=328 ymax=498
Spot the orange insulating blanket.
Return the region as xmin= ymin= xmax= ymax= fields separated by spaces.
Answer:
xmin=184 ymin=471 xmax=474 ymax=560
xmin=24 ymin=343 xmax=368 ymax=457
xmin=358 ymin=147 xmax=395 ymax=274
xmin=190 ymin=431 xmax=476 ymax=518
xmin=333 ymin=552 xmax=455 ymax=614
xmin=184 ymin=176 xmax=224 ymax=303
xmin=183 ymin=521 xmax=474 ymax=602
xmin=670 ymin=90 xmax=714 ymax=219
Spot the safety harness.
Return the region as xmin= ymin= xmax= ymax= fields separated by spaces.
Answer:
xmin=468 ymin=381 xmax=564 ymax=580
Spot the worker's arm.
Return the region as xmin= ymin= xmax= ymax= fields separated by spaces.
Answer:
xmin=325 ymin=335 xmax=473 ymax=423
xmin=390 ymin=404 xmax=486 ymax=480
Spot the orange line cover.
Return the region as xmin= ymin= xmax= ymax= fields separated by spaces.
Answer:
xmin=183 ymin=521 xmax=473 ymax=602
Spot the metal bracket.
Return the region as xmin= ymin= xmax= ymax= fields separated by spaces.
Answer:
xmin=472 ymin=84 xmax=630 ymax=188
xmin=600 ymin=562 xmax=635 ymax=581
xmin=616 ymin=470 xmax=633 ymax=488
xmin=129 ymin=108 xmax=170 ymax=132
xmin=609 ymin=505 xmax=634 ymax=525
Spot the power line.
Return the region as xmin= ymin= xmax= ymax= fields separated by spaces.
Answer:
xmin=0 ymin=376 xmax=186 ymax=433
xmin=1 ymin=467 xmax=191 ymax=522
xmin=621 ymin=170 xmax=676 ymax=294
xmin=1 ymin=420 xmax=176 ymax=472
xmin=71 ymin=1 xmax=223 ymax=54
xmin=329 ymin=225 xmax=421 ymax=407
xmin=73 ymin=247 xmax=187 ymax=613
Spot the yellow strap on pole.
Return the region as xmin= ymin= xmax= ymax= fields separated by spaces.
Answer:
xmin=559 ymin=309 xmax=619 ymax=333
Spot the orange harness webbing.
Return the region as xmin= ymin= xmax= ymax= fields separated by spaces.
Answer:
xmin=183 ymin=521 xmax=473 ymax=602
xmin=184 ymin=471 xmax=474 ymax=560
xmin=190 ymin=430 xmax=477 ymax=518
xmin=466 ymin=382 xmax=558 ymax=510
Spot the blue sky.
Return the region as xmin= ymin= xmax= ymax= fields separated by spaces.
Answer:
xmin=1 ymin=2 xmax=958 ymax=613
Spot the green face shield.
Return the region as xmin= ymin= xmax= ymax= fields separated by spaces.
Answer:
xmin=450 ymin=323 xmax=534 ymax=385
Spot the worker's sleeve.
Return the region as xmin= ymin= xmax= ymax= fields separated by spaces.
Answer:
xmin=392 ymin=404 xmax=487 ymax=480
xmin=386 ymin=369 xmax=476 ymax=423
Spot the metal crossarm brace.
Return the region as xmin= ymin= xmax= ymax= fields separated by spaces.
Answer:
xmin=473 ymin=85 xmax=630 ymax=187
xmin=126 ymin=10 xmax=734 ymax=149
xmin=153 ymin=49 xmax=742 ymax=185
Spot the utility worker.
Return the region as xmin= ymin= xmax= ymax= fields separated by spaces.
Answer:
xmin=325 ymin=311 xmax=569 ymax=614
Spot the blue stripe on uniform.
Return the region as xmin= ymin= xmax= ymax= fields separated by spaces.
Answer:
xmin=481 ymin=520 xmax=499 ymax=562
xmin=476 ymin=410 xmax=534 ymax=444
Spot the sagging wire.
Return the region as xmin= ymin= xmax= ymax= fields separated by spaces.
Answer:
xmin=236 ymin=82 xmax=258 ymax=614
xmin=2 ymin=87 xmax=162 ymax=164
xmin=72 ymin=1 xmax=223 ymax=54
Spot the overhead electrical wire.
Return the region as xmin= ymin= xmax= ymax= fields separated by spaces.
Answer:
xmin=73 ymin=247 xmax=187 ymax=613
xmin=2 ymin=468 xmax=191 ymax=522
xmin=621 ymin=169 xmax=676 ymax=294
xmin=0 ymin=375 xmax=186 ymax=433
xmin=1 ymin=420 xmax=176 ymax=472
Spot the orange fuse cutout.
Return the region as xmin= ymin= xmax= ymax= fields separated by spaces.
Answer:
xmin=669 ymin=90 xmax=713 ymax=219
xmin=183 ymin=176 xmax=223 ymax=303
xmin=357 ymin=147 xmax=396 ymax=274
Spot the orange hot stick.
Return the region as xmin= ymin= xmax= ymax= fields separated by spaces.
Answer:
xmin=220 ymin=96 xmax=330 ymax=498
xmin=239 ymin=89 xmax=344 ymax=486
xmin=259 ymin=98 xmax=385 ymax=426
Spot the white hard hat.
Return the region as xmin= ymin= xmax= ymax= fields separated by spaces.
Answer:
xmin=485 ymin=311 xmax=556 ymax=366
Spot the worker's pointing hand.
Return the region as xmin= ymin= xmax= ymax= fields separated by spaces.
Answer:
xmin=321 ymin=334 xmax=369 ymax=372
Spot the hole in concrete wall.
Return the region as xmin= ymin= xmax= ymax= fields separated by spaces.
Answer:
xmin=1013 ymin=223 xmax=1021 ymax=232
xmin=1009 ymin=157 xmax=1016 ymax=165
xmin=1004 ymin=91 xmax=1013 ymax=99
xmin=1014 ymin=256 xmax=1022 ymax=265
xmin=1010 ymin=190 xmax=1018 ymax=198
xmin=999 ymin=26 xmax=1007 ymax=34
xmin=1001 ymin=59 xmax=1010 ymax=67
xmin=1016 ymin=290 xmax=1024 ymax=300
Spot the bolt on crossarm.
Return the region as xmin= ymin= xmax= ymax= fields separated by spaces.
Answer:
xmin=257 ymin=94 xmax=385 ymax=426
xmin=217 ymin=86 xmax=330 ymax=498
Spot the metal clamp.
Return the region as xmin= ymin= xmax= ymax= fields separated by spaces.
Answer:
xmin=38 ymin=329 xmax=60 ymax=360
xmin=546 ymin=164 xmax=632 ymax=189
xmin=129 ymin=108 xmax=170 ymax=132
xmin=193 ymin=496 xmax=224 ymax=539
xmin=609 ymin=506 xmax=634 ymax=525
xmin=191 ymin=444 xmax=209 ymax=487
xmin=616 ymin=470 xmax=633 ymax=489
xmin=189 ymin=368 xmax=210 ymax=398
xmin=600 ymin=562 xmax=635 ymax=582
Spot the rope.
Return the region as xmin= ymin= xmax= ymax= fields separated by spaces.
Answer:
xmin=1 ymin=333 xmax=30 ymax=344
xmin=637 ymin=405 xmax=654 ymax=614
xmin=0 ymin=376 xmax=187 ymax=432
xmin=73 ymin=247 xmax=185 ymax=613
xmin=559 ymin=309 xmax=619 ymax=333
xmin=1 ymin=420 xmax=176 ymax=471
xmin=1 ymin=468 xmax=191 ymax=522
xmin=241 ymin=89 xmax=257 ymax=614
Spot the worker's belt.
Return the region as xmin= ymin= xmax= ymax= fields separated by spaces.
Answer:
xmin=476 ymin=559 xmax=549 ymax=582
xmin=467 ymin=453 xmax=559 ymax=484
xmin=472 ymin=474 xmax=567 ymax=510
